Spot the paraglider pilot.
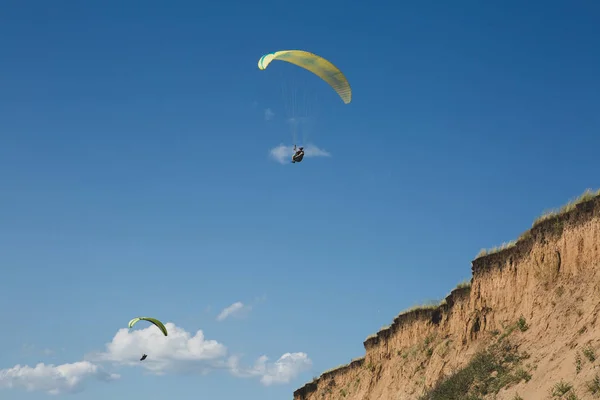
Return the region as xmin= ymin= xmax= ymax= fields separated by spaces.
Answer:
xmin=292 ymin=145 xmax=304 ymax=163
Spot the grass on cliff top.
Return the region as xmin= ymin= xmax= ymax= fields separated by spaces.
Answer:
xmin=475 ymin=188 xmax=600 ymax=260
xmin=365 ymin=302 xmax=439 ymax=341
xmin=317 ymin=357 xmax=365 ymax=379
xmin=475 ymin=241 xmax=517 ymax=259
xmin=455 ymin=279 xmax=472 ymax=290
xmin=321 ymin=363 xmax=350 ymax=376
xmin=532 ymin=188 xmax=600 ymax=227
xmin=365 ymin=281 xmax=472 ymax=341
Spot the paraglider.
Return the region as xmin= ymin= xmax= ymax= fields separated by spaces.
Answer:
xmin=258 ymin=50 xmax=351 ymax=162
xmin=292 ymin=146 xmax=304 ymax=163
xmin=128 ymin=317 xmax=168 ymax=361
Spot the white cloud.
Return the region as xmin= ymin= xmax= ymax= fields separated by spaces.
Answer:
xmin=88 ymin=322 xmax=311 ymax=385
xmin=0 ymin=361 xmax=119 ymax=395
xmin=264 ymin=108 xmax=275 ymax=121
xmin=2 ymin=323 xmax=312 ymax=394
xmin=217 ymin=302 xmax=251 ymax=322
xmin=259 ymin=353 xmax=312 ymax=386
xmin=304 ymin=144 xmax=331 ymax=158
xmin=269 ymin=143 xmax=331 ymax=164
xmin=89 ymin=322 xmax=227 ymax=374
xmin=228 ymin=352 xmax=312 ymax=386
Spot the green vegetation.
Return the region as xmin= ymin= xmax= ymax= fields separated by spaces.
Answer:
xmin=426 ymin=347 xmax=433 ymax=358
xmin=364 ymin=361 xmax=375 ymax=373
xmin=497 ymin=325 xmax=517 ymax=342
xmin=549 ymin=380 xmax=582 ymax=399
xmin=552 ymin=380 xmax=573 ymax=397
xmin=586 ymin=374 xmax=600 ymax=397
xmin=419 ymin=317 xmax=534 ymax=400
xmin=514 ymin=367 xmax=532 ymax=382
xmin=424 ymin=334 xmax=435 ymax=347
xmin=437 ymin=339 xmax=452 ymax=358
xmin=419 ymin=340 xmax=531 ymax=400
xmin=421 ymin=334 xmax=438 ymax=359
xmin=517 ymin=316 xmax=529 ymax=332
xmin=583 ymin=345 xmax=596 ymax=362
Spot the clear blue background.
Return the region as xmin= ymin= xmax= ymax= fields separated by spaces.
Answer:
xmin=1 ymin=0 xmax=599 ymax=399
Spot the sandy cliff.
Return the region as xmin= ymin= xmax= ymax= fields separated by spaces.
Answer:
xmin=294 ymin=190 xmax=600 ymax=400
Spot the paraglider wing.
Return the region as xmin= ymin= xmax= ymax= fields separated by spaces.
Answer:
xmin=258 ymin=50 xmax=352 ymax=104
xmin=128 ymin=317 xmax=168 ymax=336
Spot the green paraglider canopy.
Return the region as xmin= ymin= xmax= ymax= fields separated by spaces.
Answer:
xmin=128 ymin=317 xmax=168 ymax=336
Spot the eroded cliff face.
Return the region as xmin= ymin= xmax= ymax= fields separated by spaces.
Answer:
xmin=294 ymin=194 xmax=600 ymax=400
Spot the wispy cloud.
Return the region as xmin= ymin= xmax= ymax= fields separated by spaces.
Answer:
xmin=228 ymin=352 xmax=312 ymax=386
xmin=264 ymin=108 xmax=275 ymax=121
xmin=21 ymin=344 xmax=59 ymax=357
xmin=217 ymin=301 xmax=251 ymax=322
xmin=269 ymin=144 xmax=331 ymax=164
xmin=0 ymin=361 xmax=119 ymax=395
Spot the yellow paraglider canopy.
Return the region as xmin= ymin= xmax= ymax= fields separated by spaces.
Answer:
xmin=258 ymin=50 xmax=352 ymax=104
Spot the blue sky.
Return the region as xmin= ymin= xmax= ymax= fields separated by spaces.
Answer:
xmin=1 ymin=0 xmax=599 ymax=399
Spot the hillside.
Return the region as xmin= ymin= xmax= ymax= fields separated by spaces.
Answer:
xmin=293 ymin=189 xmax=600 ymax=400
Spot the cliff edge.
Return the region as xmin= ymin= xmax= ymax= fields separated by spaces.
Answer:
xmin=294 ymin=189 xmax=600 ymax=400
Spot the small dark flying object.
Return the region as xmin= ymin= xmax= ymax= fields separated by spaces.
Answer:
xmin=140 ymin=354 xmax=147 ymax=361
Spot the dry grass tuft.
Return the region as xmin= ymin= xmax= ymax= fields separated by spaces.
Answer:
xmin=475 ymin=188 xmax=600 ymax=260
xmin=532 ymin=188 xmax=600 ymax=227
xmin=475 ymin=240 xmax=517 ymax=259
xmin=455 ymin=279 xmax=472 ymax=290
